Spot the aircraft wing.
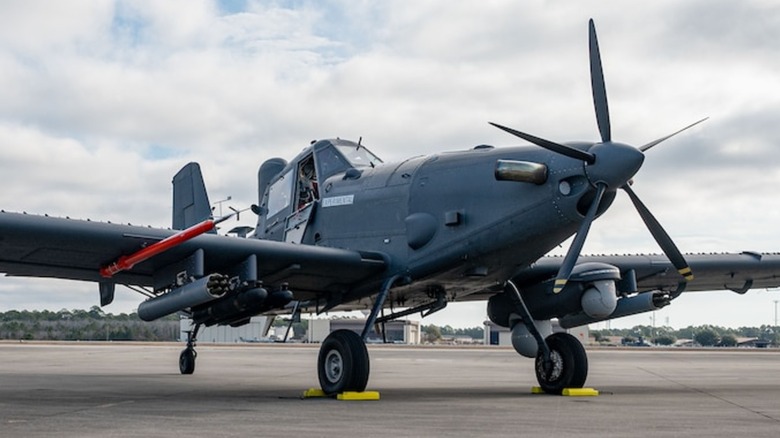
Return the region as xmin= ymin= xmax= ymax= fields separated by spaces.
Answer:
xmin=0 ymin=211 xmax=387 ymax=300
xmin=516 ymin=252 xmax=780 ymax=294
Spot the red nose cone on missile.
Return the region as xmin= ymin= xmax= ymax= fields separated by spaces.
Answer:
xmin=100 ymin=218 xmax=219 ymax=278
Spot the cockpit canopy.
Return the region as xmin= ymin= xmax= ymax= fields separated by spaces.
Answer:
xmin=310 ymin=139 xmax=382 ymax=183
xmin=258 ymin=139 xmax=383 ymax=241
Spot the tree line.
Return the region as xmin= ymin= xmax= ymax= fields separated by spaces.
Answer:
xmin=0 ymin=310 xmax=486 ymax=343
xmin=4 ymin=308 xmax=774 ymax=347
xmin=592 ymin=324 xmax=780 ymax=347
xmin=0 ymin=307 xmax=179 ymax=341
xmin=422 ymin=324 xmax=484 ymax=342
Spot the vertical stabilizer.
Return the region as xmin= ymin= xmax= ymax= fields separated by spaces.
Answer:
xmin=172 ymin=162 xmax=213 ymax=231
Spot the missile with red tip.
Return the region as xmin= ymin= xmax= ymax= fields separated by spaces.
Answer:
xmin=99 ymin=214 xmax=234 ymax=278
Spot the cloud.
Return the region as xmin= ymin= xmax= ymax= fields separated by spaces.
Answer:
xmin=1 ymin=1 xmax=779 ymax=328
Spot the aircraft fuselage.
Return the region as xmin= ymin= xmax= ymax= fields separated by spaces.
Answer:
xmin=253 ymin=138 xmax=612 ymax=306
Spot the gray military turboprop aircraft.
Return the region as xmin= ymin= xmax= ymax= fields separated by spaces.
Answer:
xmin=2 ymin=20 xmax=780 ymax=395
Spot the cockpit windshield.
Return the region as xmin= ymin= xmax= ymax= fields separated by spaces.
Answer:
xmin=335 ymin=144 xmax=383 ymax=168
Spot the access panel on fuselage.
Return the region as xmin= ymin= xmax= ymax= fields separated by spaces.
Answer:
xmin=310 ymin=160 xmax=414 ymax=257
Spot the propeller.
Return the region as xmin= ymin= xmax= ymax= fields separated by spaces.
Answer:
xmin=589 ymin=19 xmax=611 ymax=144
xmin=622 ymin=184 xmax=693 ymax=281
xmin=491 ymin=18 xmax=701 ymax=293
xmin=639 ymin=117 xmax=708 ymax=152
xmin=553 ymin=183 xmax=606 ymax=293
xmin=489 ymin=122 xmax=595 ymax=164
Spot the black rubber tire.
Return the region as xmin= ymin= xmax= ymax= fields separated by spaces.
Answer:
xmin=179 ymin=348 xmax=196 ymax=375
xmin=317 ymin=329 xmax=370 ymax=395
xmin=535 ymin=332 xmax=588 ymax=395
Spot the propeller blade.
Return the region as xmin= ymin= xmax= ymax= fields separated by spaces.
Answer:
xmin=639 ymin=117 xmax=709 ymax=152
xmin=589 ymin=19 xmax=611 ymax=144
xmin=553 ymin=183 xmax=607 ymax=293
xmin=622 ymin=184 xmax=693 ymax=281
xmin=489 ymin=122 xmax=596 ymax=164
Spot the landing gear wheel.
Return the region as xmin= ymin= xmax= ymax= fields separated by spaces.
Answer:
xmin=179 ymin=348 xmax=196 ymax=375
xmin=317 ymin=329 xmax=370 ymax=395
xmin=535 ymin=332 xmax=588 ymax=395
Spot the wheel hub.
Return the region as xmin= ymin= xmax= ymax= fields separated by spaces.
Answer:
xmin=537 ymin=350 xmax=564 ymax=382
xmin=324 ymin=350 xmax=344 ymax=383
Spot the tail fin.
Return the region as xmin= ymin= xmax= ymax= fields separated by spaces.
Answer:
xmin=172 ymin=162 xmax=213 ymax=231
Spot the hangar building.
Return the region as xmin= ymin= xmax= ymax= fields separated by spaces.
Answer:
xmin=307 ymin=318 xmax=421 ymax=344
xmin=180 ymin=316 xmax=421 ymax=344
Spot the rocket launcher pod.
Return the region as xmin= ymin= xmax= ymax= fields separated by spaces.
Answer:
xmin=138 ymin=274 xmax=229 ymax=321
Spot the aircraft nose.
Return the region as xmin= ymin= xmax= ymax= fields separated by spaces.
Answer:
xmin=584 ymin=142 xmax=644 ymax=190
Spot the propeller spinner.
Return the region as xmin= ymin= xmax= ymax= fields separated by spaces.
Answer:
xmin=492 ymin=19 xmax=701 ymax=293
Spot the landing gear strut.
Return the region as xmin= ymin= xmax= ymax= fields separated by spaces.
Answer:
xmin=180 ymin=323 xmax=200 ymax=375
xmin=506 ymin=280 xmax=589 ymax=394
xmin=315 ymin=275 xmax=403 ymax=395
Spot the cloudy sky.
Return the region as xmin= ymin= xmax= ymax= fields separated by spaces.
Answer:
xmin=1 ymin=0 xmax=780 ymax=330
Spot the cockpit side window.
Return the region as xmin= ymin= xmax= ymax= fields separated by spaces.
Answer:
xmin=267 ymin=169 xmax=293 ymax=218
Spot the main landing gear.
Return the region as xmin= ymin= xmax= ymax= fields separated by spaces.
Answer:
xmin=315 ymin=275 xmax=402 ymax=395
xmin=175 ymin=277 xmax=404 ymax=392
xmin=176 ymin=277 xmax=588 ymax=396
xmin=174 ymin=291 xmax=378 ymax=395
xmin=317 ymin=329 xmax=370 ymax=394
xmin=177 ymin=317 xmax=374 ymax=395
xmin=506 ymin=280 xmax=589 ymax=394
xmin=534 ymin=332 xmax=588 ymax=394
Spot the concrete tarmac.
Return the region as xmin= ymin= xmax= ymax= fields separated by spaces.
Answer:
xmin=1 ymin=342 xmax=779 ymax=437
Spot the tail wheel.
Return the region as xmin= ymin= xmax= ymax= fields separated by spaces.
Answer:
xmin=317 ymin=329 xmax=370 ymax=395
xmin=535 ymin=332 xmax=588 ymax=394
